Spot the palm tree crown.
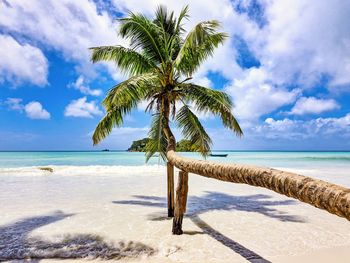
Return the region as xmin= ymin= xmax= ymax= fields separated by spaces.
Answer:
xmin=91 ymin=5 xmax=243 ymax=160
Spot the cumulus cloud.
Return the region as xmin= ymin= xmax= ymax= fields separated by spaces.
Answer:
xmin=2 ymin=0 xmax=350 ymax=130
xmin=112 ymin=0 xmax=251 ymax=81
xmin=252 ymin=0 xmax=350 ymax=88
xmin=226 ymin=68 xmax=300 ymax=120
xmin=137 ymin=100 xmax=150 ymax=112
xmin=0 ymin=35 xmax=48 ymax=86
xmin=24 ymin=101 xmax=51 ymax=119
xmin=222 ymin=0 xmax=350 ymax=122
xmin=64 ymin=97 xmax=103 ymax=118
xmin=112 ymin=0 xmax=350 ymax=123
xmin=0 ymin=0 xmax=123 ymax=80
xmin=256 ymin=114 xmax=350 ymax=140
xmin=68 ymin=75 xmax=102 ymax=96
xmin=5 ymin=98 xmax=50 ymax=119
xmin=289 ymin=97 xmax=340 ymax=115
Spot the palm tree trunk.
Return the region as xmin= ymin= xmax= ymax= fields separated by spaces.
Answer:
xmin=172 ymin=170 xmax=188 ymax=234
xmin=167 ymin=150 xmax=350 ymax=234
xmin=167 ymin=162 xmax=175 ymax=217
xmin=163 ymin=98 xmax=176 ymax=217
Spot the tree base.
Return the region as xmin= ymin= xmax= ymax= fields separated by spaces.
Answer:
xmin=172 ymin=215 xmax=183 ymax=235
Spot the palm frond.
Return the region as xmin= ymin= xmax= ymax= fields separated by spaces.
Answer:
xmin=175 ymin=5 xmax=189 ymax=35
xmin=175 ymin=21 xmax=227 ymax=76
xmin=182 ymin=84 xmax=243 ymax=136
xmin=92 ymin=110 xmax=123 ymax=145
xmin=119 ymin=13 xmax=165 ymax=64
xmin=154 ymin=5 xmax=176 ymax=36
xmin=103 ymin=73 xmax=158 ymax=110
xmin=90 ymin=45 xmax=156 ymax=76
xmin=145 ymin=111 xmax=167 ymax=162
xmin=153 ymin=5 xmax=179 ymax=62
xmin=93 ymin=73 xmax=160 ymax=145
xmin=176 ymin=105 xmax=212 ymax=156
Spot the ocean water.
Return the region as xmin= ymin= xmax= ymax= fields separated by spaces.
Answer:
xmin=0 ymin=151 xmax=349 ymax=169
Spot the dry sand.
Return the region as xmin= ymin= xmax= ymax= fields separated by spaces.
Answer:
xmin=0 ymin=165 xmax=349 ymax=262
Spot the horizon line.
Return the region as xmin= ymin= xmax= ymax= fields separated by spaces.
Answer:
xmin=0 ymin=150 xmax=350 ymax=152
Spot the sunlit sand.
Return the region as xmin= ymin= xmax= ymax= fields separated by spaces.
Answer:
xmin=1 ymin=165 xmax=349 ymax=262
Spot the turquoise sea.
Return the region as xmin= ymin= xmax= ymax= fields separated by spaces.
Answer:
xmin=0 ymin=151 xmax=349 ymax=169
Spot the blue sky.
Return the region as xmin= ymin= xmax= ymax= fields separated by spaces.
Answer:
xmin=0 ymin=0 xmax=350 ymax=151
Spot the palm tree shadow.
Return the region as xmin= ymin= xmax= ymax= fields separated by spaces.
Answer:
xmin=115 ymin=192 xmax=306 ymax=223
xmin=113 ymin=192 xmax=307 ymax=263
xmin=191 ymin=214 xmax=271 ymax=263
xmin=0 ymin=211 xmax=156 ymax=261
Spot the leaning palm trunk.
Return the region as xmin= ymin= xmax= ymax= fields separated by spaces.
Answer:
xmin=167 ymin=150 xmax=350 ymax=234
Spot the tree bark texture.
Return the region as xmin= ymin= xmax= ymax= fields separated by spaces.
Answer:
xmin=167 ymin=162 xmax=175 ymax=217
xmin=167 ymin=150 xmax=350 ymax=222
xmin=172 ymin=170 xmax=189 ymax=235
xmin=163 ymin=98 xmax=176 ymax=218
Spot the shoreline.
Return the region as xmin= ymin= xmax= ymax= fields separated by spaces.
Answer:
xmin=0 ymin=164 xmax=348 ymax=187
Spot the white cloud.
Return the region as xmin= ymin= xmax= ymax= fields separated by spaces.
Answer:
xmin=255 ymin=113 xmax=350 ymax=140
xmin=289 ymin=97 xmax=340 ymax=115
xmin=0 ymin=0 xmax=124 ymax=80
xmin=120 ymin=0 xmax=350 ymax=123
xmin=24 ymin=101 xmax=51 ymax=119
xmin=5 ymin=98 xmax=24 ymax=111
xmin=259 ymin=118 xmax=306 ymax=139
xmin=68 ymin=75 xmax=102 ymax=96
xmin=112 ymin=0 xmax=350 ymax=124
xmin=218 ymin=0 xmax=350 ymax=123
xmin=0 ymin=35 xmax=48 ymax=86
xmin=5 ymin=98 xmax=51 ymax=120
xmin=112 ymin=0 xmax=251 ymax=81
xmin=137 ymin=100 xmax=150 ymax=112
xmin=226 ymin=68 xmax=300 ymax=121
xmin=249 ymin=0 xmax=350 ymax=88
xmin=2 ymin=0 xmax=350 ymax=128
xmin=64 ymin=97 xmax=103 ymax=118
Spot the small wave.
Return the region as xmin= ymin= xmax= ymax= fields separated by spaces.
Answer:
xmin=301 ymin=157 xmax=350 ymax=161
xmin=0 ymin=165 xmax=166 ymax=177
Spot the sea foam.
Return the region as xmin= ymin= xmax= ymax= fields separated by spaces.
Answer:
xmin=0 ymin=165 xmax=166 ymax=177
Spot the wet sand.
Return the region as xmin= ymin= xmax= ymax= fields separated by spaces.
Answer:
xmin=0 ymin=165 xmax=349 ymax=262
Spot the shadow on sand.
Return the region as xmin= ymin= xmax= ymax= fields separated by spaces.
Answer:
xmin=113 ymin=192 xmax=307 ymax=263
xmin=0 ymin=211 xmax=156 ymax=261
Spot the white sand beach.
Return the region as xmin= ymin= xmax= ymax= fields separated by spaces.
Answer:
xmin=1 ymin=165 xmax=349 ymax=262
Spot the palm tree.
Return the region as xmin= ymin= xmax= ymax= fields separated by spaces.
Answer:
xmin=90 ymin=5 xmax=243 ymax=217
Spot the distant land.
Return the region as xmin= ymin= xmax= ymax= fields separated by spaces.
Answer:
xmin=127 ymin=138 xmax=197 ymax=152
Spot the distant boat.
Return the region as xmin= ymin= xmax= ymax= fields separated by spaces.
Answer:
xmin=210 ymin=154 xmax=228 ymax=157
xmin=102 ymin=149 xmax=110 ymax=152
